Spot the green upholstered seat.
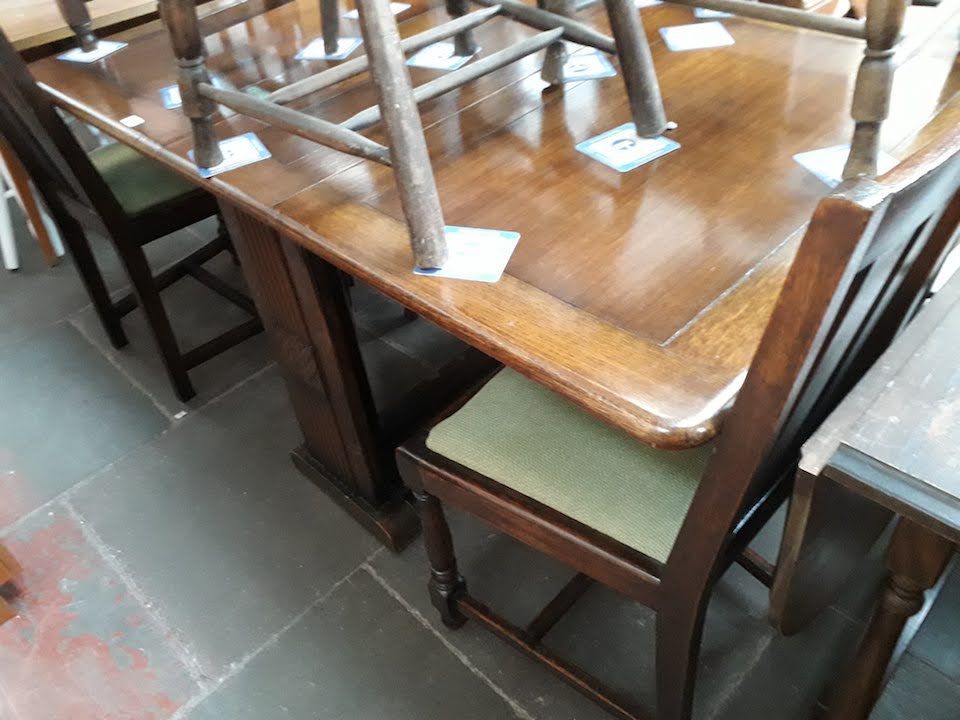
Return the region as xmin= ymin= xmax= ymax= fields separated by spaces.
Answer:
xmin=426 ymin=369 xmax=713 ymax=563
xmin=89 ymin=142 xmax=201 ymax=217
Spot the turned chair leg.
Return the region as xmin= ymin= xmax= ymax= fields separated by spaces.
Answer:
xmin=539 ymin=0 xmax=573 ymax=86
xmin=321 ymin=0 xmax=340 ymax=55
xmin=413 ymin=489 xmax=468 ymax=628
xmin=445 ymin=0 xmax=479 ymax=56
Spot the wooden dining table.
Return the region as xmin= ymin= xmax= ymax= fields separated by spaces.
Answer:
xmin=26 ymin=0 xmax=960 ymax=549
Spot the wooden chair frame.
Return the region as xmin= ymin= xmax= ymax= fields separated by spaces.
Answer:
xmin=396 ymin=98 xmax=960 ymax=720
xmin=0 ymin=29 xmax=262 ymax=402
xmin=160 ymin=0 xmax=670 ymax=269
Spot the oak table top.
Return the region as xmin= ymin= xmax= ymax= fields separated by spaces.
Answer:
xmin=31 ymin=0 xmax=960 ymax=449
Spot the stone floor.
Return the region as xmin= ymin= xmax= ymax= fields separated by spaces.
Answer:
xmin=1 ymin=205 xmax=958 ymax=720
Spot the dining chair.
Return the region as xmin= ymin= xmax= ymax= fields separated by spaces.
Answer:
xmin=393 ymin=97 xmax=960 ymax=720
xmin=0 ymin=29 xmax=262 ymax=402
xmin=159 ymin=0 xmax=669 ymax=270
xmin=0 ymin=138 xmax=65 ymax=271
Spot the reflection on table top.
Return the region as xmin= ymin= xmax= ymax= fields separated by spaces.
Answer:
xmin=30 ymin=0 xmax=960 ymax=448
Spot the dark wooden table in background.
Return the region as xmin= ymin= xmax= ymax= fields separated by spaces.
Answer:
xmin=785 ymin=268 xmax=960 ymax=720
xmin=27 ymin=0 xmax=960 ymax=549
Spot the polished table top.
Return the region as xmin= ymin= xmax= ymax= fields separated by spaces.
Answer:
xmin=31 ymin=0 xmax=960 ymax=448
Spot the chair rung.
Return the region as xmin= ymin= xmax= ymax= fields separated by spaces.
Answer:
xmin=664 ymin=0 xmax=865 ymax=38
xmin=457 ymin=594 xmax=650 ymax=720
xmin=269 ymin=5 xmax=504 ymax=105
xmin=525 ymin=572 xmax=594 ymax=641
xmin=181 ymin=317 xmax=263 ymax=369
xmin=198 ymin=83 xmax=392 ymax=166
xmin=343 ymin=27 xmax=564 ymax=131
xmin=471 ymin=0 xmax=616 ymax=53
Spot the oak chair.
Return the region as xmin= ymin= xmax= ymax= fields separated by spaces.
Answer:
xmin=0 ymin=29 xmax=262 ymax=402
xmin=394 ymin=97 xmax=960 ymax=720
xmin=160 ymin=0 xmax=669 ymax=269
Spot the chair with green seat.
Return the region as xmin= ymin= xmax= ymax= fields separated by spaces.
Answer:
xmin=396 ymin=98 xmax=960 ymax=720
xmin=0 ymin=28 xmax=260 ymax=401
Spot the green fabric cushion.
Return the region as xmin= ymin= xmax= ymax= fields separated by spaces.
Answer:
xmin=89 ymin=142 xmax=200 ymax=216
xmin=426 ymin=369 xmax=713 ymax=563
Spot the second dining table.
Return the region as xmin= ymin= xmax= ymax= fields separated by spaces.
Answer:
xmin=25 ymin=0 xmax=960 ymax=550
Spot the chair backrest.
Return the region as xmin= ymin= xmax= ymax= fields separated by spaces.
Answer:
xmin=0 ymin=28 xmax=130 ymax=234
xmin=666 ymin=97 xmax=960 ymax=587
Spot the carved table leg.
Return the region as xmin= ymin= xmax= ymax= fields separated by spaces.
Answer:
xmin=218 ymin=203 xmax=420 ymax=551
xmin=824 ymin=518 xmax=954 ymax=720
xmin=413 ymin=489 xmax=467 ymax=628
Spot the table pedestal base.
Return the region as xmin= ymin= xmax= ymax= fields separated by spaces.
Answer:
xmin=291 ymin=445 xmax=420 ymax=552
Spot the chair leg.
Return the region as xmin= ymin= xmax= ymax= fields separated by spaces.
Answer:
xmin=0 ymin=139 xmax=60 ymax=267
xmin=413 ymin=489 xmax=468 ymax=629
xmin=58 ymin=216 xmax=129 ymax=349
xmin=655 ymin=592 xmax=711 ymax=720
xmin=118 ymin=243 xmax=196 ymax=401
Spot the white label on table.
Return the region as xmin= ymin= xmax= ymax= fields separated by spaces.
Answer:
xmin=119 ymin=115 xmax=145 ymax=128
xmin=413 ymin=227 xmax=521 ymax=283
xmin=189 ymin=132 xmax=272 ymax=178
xmin=160 ymin=76 xmax=228 ymax=109
xmin=407 ymin=41 xmax=479 ymax=71
xmin=635 ymin=0 xmax=663 ymax=8
xmin=296 ymin=37 xmax=363 ymax=61
xmin=793 ymin=144 xmax=899 ymax=187
xmin=694 ymin=7 xmax=733 ymax=18
xmin=660 ymin=22 xmax=735 ymax=51
xmin=576 ymin=123 xmax=680 ymax=173
xmin=343 ymin=2 xmax=410 ymax=18
xmin=562 ymin=49 xmax=617 ymax=82
xmin=57 ymin=40 xmax=127 ymax=64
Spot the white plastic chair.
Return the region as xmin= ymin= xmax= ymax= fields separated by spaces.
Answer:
xmin=0 ymin=146 xmax=64 ymax=271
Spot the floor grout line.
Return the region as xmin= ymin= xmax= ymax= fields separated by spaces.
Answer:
xmin=181 ymin=362 xmax=277 ymax=420
xmin=0 ymin=421 xmax=172 ymax=538
xmin=167 ymin=546 xmax=383 ymax=720
xmin=66 ymin=315 xmax=178 ymax=422
xmin=62 ymin=499 xmax=214 ymax=689
xmin=361 ymin=562 xmax=538 ymax=720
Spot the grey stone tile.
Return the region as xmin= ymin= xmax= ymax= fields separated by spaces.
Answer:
xmin=872 ymin=654 xmax=960 ymax=720
xmin=904 ymin=564 xmax=960 ymax=684
xmin=68 ymin=368 xmax=381 ymax=678
xmin=370 ymin=509 xmax=636 ymax=720
xmin=0 ymin=505 xmax=199 ymax=719
xmin=71 ymin=252 xmax=272 ymax=417
xmin=372 ymin=503 xmax=872 ymax=720
xmin=0 ymin=322 xmax=168 ymax=529
xmin=0 ymin=202 xmax=203 ymax=350
xmin=186 ymin=571 xmax=520 ymax=720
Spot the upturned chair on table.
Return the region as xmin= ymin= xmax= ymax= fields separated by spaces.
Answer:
xmin=159 ymin=0 xmax=670 ymax=269
xmin=395 ymin=97 xmax=960 ymax=720
xmin=0 ymin=29 xmax=262 ymax=402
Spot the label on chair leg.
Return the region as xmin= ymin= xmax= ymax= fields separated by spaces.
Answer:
xmin=660 ymin=22 xmax=735 ymax=51
xmin=407 ymin=42 xmax=480 ymax=71
xmin=57 ymin=40 xmax=127 ymax=63
xmin=576 ymin=123 xmax=680 ymax=173
xmin=296 ymin=37 xmax=363 ymax=61
xmin=189 ymin=133 xmax=272 ymax=178
xmin=562 ymin=48 xmax=617 ymax=82
xmin=793 ymin=145 xmax=899 ymax=187
xmin=413 ymin=227 xmax=520 ymax=283
xmin=343 ymin=2 xmax=410 ymax=18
